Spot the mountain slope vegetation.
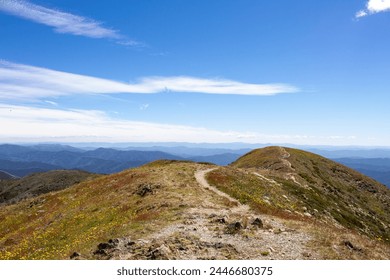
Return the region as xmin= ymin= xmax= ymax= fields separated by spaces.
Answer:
xmin=0 ymin=170 xmax=17 ymax=180
xmin=334 ymin=158 xmax=390 ymax=187
xmin=0 ymin=148 xmax=389 ymax=260
xmin=225 ymin=147 xmax=390 ymax=240
xmin=0 ymin=170 xmax=98 ymax=206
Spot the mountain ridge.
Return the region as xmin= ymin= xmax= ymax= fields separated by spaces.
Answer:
xmin=0 ymin=144 xmax=389 ymax=187
xmin=0 ymin=146 xmax=389 ymax=260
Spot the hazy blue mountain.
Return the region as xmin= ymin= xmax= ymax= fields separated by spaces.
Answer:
xmin=0 ymin=144 xmax=184 ymax=176
xmin=83 ymin=148 xmax=182 ymax=162
xmin=31 ymin=144 xmax=85 ymax=153
xmin=333 ymin=158 xmax=390 ymax=170
xmin=0 ymin=159 xmax=62 ymax=177
xmin=0 ymin=144 xmax=35 ymax=157
xmin=1 ymin=144 xmax=390 ymax=183
xmin=333 ymin=158 xmax=390 ymax=187
xmin=123 ymin=146 xmax=251 ymax=157
xmin=187 ymin=153 xmax=242 ymax=165
xmin=309 ymin=149 xmax=390 ymax=159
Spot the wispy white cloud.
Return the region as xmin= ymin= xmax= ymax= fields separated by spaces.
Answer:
xmin=136 ymin=76 xmax=298 ymax=95
xmin=0 ymin=0 xmax=142 ymax=45
xmin=0 ymin=60 xmax=299 ymax=100
xmin=356 ymin=0 xmax=390 ymax=18
xmin=355 ymin=10 xmax=368 ymax=18
xmin=43 ymin=100 xmax=58 ymax=106
xmin=139 ymin=104 xmax=150 ymax=111
xmin=0 ymin=104 xmax=263 ymax=143
xmin=0 ymin=104 xmax=359 ymax=145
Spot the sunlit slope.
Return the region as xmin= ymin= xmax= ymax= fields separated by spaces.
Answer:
xmin=210 ymin=146 xmax=390 ymax=241
xmin=0 ymin=161 xmax=212 ymax=259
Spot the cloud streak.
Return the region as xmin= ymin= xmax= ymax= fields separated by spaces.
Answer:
xmin=0 ymin=60 xmax=299 ymax=100
xmin=0 ymin=0 xmax=142 ymax=45
xmin=0 ymin=104 xmax=266 ymax=143
xmin=356 ymin=0 xmax=390 ymax=18
xmin=0 ymin=104 xmax=358 ymax=144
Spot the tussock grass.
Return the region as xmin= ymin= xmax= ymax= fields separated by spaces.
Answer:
xmin=0 ymin=162 xmax=209 ymax=260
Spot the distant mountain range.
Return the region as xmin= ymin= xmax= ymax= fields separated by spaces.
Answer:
xmin=0 ymin=144 xmax=389 ymax=187
xmin=0 ymin=144 xmax=246 ymax=177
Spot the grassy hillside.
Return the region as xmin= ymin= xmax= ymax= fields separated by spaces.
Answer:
xmin=0 ymin=170 xmax=98 ymax=205
xmin=0 ymin=150 xmax=389 ymax=260
xmin=223 ymin=147 xmax=390 ymax=241
xmin=0 ymin=161 xmax=213 ymax=259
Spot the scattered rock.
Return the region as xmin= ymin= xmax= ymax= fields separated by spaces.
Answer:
xmin=135 ymin=184 xmax=161 ymax=197
xmin=225 ymin=222 xmax=242 ymax=234
xmin=93 ymin=238 xmax=132 ymax=258
xmin=274 ymin=228 xmax=285 ymax=234
xmin=251 ymin=218 xmax=263 ymax=228
xmin=69 ymin=252 xmax=80 ymax=259
xmin=135 ymin=184 xmax=154 ymax=197
xmin=215 ymin=217 xmax=226 ymax=224
xmin=343 ymin=240 xmax=362 ymax=252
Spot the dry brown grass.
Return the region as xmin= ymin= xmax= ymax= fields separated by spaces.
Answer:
xmin=282 ymin=218 xmax=390 ymax=259
xmin=0 ymin=162 xmax=212 ymax=259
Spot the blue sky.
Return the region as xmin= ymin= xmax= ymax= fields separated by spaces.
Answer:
xmin=0 ymin=0 xmax=390 ymax=145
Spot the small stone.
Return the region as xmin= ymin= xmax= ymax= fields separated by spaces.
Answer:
xmin=343 ymin=240 xmax=361 ymax=251
xmin=304 ymin=212 xmax=312 ymax=217
xmin=70 ymin=252 xmax=80 ymax=259
xmin=274 ymin=228 xmax=285 ymax=234
xmin=216 ymin=217 xmax=226 ymax=224
xmin=93 ymin=249 xmax=107 ymax=256
xmin=135 ymin=184 xmax=157 ymax=197
xmin=225 ymin=222 xmax=242 ymax=234
xmin=98 ymin=242 xmax=115 ymax=250
xmin=251 ymin=218 xmax=263 ymax=228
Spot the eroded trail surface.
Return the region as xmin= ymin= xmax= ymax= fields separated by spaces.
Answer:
xmin=109 ymin=167 xmax=315 ymax=260
xmin=195 ymin=168 xmax=249 ymax=214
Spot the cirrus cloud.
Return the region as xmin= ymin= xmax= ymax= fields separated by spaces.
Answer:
xmin=0 ymin=60 xmax=299 ymax=100
xmin=0 ymin=104 xmax=358 ymax=145
xmin=0 ymin=0 xmax=143 ymax=46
